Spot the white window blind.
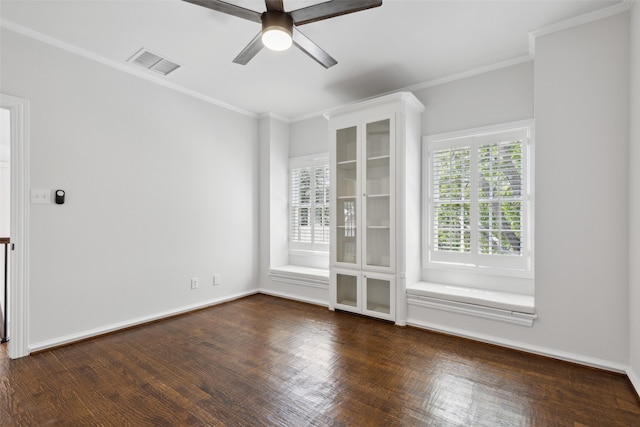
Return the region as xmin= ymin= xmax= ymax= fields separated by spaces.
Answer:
xmin=477 ymin=140 xmax=523 ymax=256
xmin=290 ymin=155 xmax=330 ymax=253
xmin=425 ymin=121 xmax=533 ymax=276
xmin=432 ymin=144 xmax=471 ymax=253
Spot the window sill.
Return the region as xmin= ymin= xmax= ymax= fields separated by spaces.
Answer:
xmin=268 ymin=265 xmax=329 ymax=289
xmin=406 ymin=282 xmax=536 ymax=327
xmin=289 ymin=249 xmax=329 ymax=257
xmin=425 ymin=261 xmax=533 ymax=280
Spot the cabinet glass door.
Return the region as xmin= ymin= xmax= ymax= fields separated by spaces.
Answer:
xmin=335 ymin=126 xmax=359 ymax=265
xmin=364 ymin=119 xmax=392 ymax=269
xmin=335 ymin=271 xmax=360 ymax=312
xmin=363 ymin=274 xmax=395 ymax=320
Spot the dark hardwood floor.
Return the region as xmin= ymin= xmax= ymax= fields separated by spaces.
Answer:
xmin=1 ymin=294 xmax=639 ymax=426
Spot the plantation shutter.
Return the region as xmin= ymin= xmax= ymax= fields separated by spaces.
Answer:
xmin=291 ymin=166 xmax=312 ymax=244
xmin=426 ymin=123 xmax=531 ymax=274
xmin=431 ymin=144 xmax=471 ymax=254
xmin=477 ymin=140 xmax=523 ymax=256
xmin=290 ymin=155 xmax=330 ymax=252
xmin=314 ymin=164 xmax=331 ymax=245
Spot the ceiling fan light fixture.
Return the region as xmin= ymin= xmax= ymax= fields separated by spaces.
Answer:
xmin=262 ymin=28 xmax=292 ymax=51
xmin=261 ymin=11 xmax=293 ymax=51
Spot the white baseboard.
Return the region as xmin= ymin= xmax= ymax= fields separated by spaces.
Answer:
xmin=628 ymin=366 xmax=640 ymax=398
xmin=407 ymin=317 xmax=628 ymax=374
xmin=29 ymin=290 xmax=258 ymax=353
xmin=258 ymin=288 xmax=328 ymax=308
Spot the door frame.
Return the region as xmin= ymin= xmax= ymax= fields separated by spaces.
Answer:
xmin=1 ymin=93 xmax=30 ymax=359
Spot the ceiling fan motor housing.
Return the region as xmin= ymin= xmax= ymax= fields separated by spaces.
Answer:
xmin=262 ymin=11 xmax=293 ymax=37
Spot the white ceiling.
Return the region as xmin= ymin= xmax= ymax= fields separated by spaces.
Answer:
xmin=0 ymin=0 xmax=624 ymax=120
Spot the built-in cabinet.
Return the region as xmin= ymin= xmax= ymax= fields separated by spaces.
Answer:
xmin=333 ymin=268 xmax=396 ymax=320
xmin=325 ymin=93 xmax=424 ymax=324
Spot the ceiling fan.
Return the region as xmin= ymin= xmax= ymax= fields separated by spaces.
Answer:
xmin=183 ymin=0 xmax=383 ymax=68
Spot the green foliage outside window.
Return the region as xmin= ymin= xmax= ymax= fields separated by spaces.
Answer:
xmin=434 ymin=141 xmax=523 ymax=256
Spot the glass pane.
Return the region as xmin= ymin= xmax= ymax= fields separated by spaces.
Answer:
xmin=337 ymin=164 xmax=357 ymax=198
xmin=366 ymin=119 xmax=391 ymax=268
xmin=314 ymin=207 xmax=329 ymax=244
xmin=337 ymin=199 xmax=357 ymax=263
xmin=314 ymin=166 xmax=329 ymax=204
xmin=432 ymin=147 xmax=471 ymax=253
xmin=335 ymin=120 xmax=357 ymax=264
xmin=433 ymin=202 xmax=471 ymax=252
xmin=366 ymin=119 xmax=390 ymax=196
xmin=337 ymin=274 xmax=358 ymax=307
xmin=337 ymin=127 xmax=357 ymax=163
xmin=291 ymin=161 xmax=329 ymax=249
xmin=366 ymin=278 xmax=390 ymax=314
xmin=477 ymin=141 xmax=523 ymax=255
xmin=366 ymin=119 xmax=390 ymax=158
xmin=366 ymin=228 xmax=390 ymax=267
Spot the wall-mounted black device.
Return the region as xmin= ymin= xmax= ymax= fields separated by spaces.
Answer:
xmin=55 ymin=189 xmax=65 ymax=205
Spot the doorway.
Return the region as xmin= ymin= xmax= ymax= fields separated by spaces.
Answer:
xmin=1 ymin=108 xmax=10 ymax=343
xmin=0 ymin=94 xmax=29 ymax=359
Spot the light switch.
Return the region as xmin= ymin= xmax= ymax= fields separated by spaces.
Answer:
xmin=31 ymin=189 xmax=51 ymax=204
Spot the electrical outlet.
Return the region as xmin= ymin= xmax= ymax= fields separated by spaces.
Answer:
xmin=191 ymin=277 xmax=200 ymax=289
xmin=31 ymin=189 xmax=51 ymax=204
xmin=213 ymin=274 xmax=221 ymax=286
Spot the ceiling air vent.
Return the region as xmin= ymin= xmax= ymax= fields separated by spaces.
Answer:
xmin=128 ymin=48 xmax=181 ymax=76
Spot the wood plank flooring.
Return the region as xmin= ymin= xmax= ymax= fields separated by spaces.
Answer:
xmin=1 ymin=294 xmax=639 ymax=426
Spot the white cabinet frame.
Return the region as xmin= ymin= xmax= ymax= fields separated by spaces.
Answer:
xmin=326 ymin=93 xmax=425 ymax=325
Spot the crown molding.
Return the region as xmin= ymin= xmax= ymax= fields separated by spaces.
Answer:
xmin=258 ymin=112 xmax=291 ymax=123
xmin=322 ymin=91 xmax=424 ymax=119
xmin=404 ymin=55 xmax=534 ymax=93
xmin=0 ymin=18 xmax=258 ymax=119
xmin=290 ymin=109 xmax=331 ymax=123
xmin=528 ymin=0 xmax=634 ymax=55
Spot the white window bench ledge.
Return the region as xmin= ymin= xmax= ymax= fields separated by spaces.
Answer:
xmin=406 ymin=282 xmax=537 ymax=327
xmin=268 ymin=265 xmax=329 ymax=289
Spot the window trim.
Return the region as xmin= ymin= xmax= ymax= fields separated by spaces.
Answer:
xmin=289 ymin=153 xmax=330 ymax=255
xmin=422 ymin=120 xmax=535 ymax=279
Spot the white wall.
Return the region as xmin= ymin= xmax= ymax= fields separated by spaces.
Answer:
xmin=417 ymin=61 xmax=534 ymax=136
xmin=534 ymin=12 xmax=629 ymax=368
xmin=629 ymin=2 xmax=640 ymax=391
xmin=258 ymin=116 xmax=289 ymax=279
xmin=406 ymin=14 xmax=630 ymax=371
xmin=0 ymin=29 xmax=260 ymax=349
xmin=290 ymin=116 xmax=329 ymax=158
xmin=258 ymin=115 xmax=330 ymax=305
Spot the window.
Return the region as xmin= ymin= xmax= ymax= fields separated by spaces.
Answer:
xmin=424 ymin=121 xmax=533 ymax=276
xmin=290 ymin=154 xmax=330 ymax=253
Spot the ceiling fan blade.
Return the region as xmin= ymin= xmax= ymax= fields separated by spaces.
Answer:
xmin=265 ymin=0 xmax=284 ymax=12
xmin=233 ymin=31 xmax=264 ymax=65
xmin=290 ymin=0 xmax=382 ymax=26
xmin=292 ymin=27 xmax=337 ymax=69
xmin=182 ymin=0 xmax=262 ymax=23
